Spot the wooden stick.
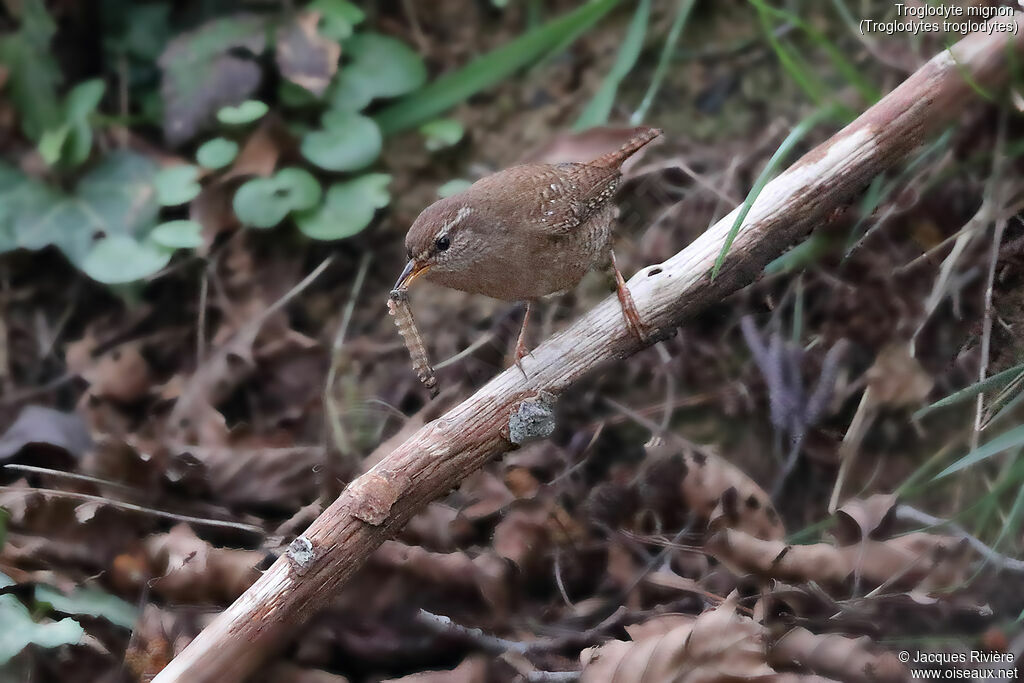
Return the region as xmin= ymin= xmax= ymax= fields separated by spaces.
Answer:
xmin=154 ymin=16 xmax=1024 ymax=682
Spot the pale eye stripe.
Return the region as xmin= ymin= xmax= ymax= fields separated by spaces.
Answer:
xmin=441 ymin=206 xmax=473 ymax=233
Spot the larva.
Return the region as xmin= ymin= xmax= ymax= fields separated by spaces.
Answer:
xmin=388 ymin=289 xmax=439 ymax=397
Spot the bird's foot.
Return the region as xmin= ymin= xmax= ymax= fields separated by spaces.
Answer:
xmin=513 ymin=338 xmax=531 ymax=379
xmin=611 ymin=258 xmax=649 ymax=343
xmin=512 ymin=301 xmax=534 ymax=379
xmin=619 ymin=291 xmax=649 ymax=343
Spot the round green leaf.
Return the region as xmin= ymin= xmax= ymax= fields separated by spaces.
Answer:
xmin=328 ymin=32 xmax=425 ymax=111
xmin=196 ymin=138 xmax=238 ymax=169
xmin=150 ymin=220 xmax=203 ymax=249
xmin=301 ymin=110 xmax=381 ymax=172
xmin=216 ymin=100 xmax=269 ymax=125
xmin=233 ymin=168 xmax=322 ymax=228
xmin=82 ymin=235 xmax=172 ymax=284
xmin=278 ymin=80 xmax=320 ymax=108
xmin=345 ymin=33 xmax=426 ymax=100
xmin=438 ymin=178 xmax=472 ymax=198
xmin=310 ymin=0 xmax=364 ymax=41
xmin=154 ymin=165 xmax=201 ymax=206
xmin=65 ymin=79 xmax=106 ymax=122
xmin=420 ymin=118 xmax=464 ymax=151
xmin=296 ymin=173 xmax=390 ymax=240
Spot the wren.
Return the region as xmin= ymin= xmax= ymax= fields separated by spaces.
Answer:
xmin=391 ymin=126 xmax=662 ymax=390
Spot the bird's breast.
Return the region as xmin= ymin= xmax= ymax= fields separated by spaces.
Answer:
xmin=428 ymin=219 xmax=611 ymax=301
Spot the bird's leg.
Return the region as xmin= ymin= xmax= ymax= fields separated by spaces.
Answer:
xmin=608 ymin=250 xmax=648 ymax=343
xmin=513 ymin=300 xmax=534 ymax=378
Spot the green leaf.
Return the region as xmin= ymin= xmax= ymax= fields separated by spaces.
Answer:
xmin=37 ymin=79 xmax=106 ymax=167
xmin=150 ymin=220 xmax=203 ymax=249
xmin=0 ymin=594 xmax=83 ymax=666
xmin=196 ymin=137 xmax=239 ymax=169
xmin=420 ymin=118 xmax=464 ymax=151
xmin=438 ymin=178 xmax=473 ymax=198
xmin=233 ymin=168 xmax=322 ymax=228
xmin=0 ymin=0 xmax=62 ymax=141
xmin=632 ymin=0 xmax=695 ymax=124
xmin=374 ymin=0 xmax=621 ymax=135
xmin=574 ymin=0 xmax=650 ymax=130
xmin=216 ymin=99 xmax=269 ymax=125
xmin=712 ymin=105 xmax=839 ymax=279
xmin=296 ymin=173 xmax=390 ymax=240
xmin=752 ymin=0 xmax=879 ymax=105
xmin=309 ymin=0 xmax=365 ymax=41
xmin=279 ymin=80 xmax=320 ymax=108
xmin=934 ymin=424 xmax=1024 ymax=480
xmin=35 ymin=586 xmax=138 ymax=630
xmin=328 ymin=32 xmax=426 ymax=111
xmin=4 ymin=152 xmax=159 ymax=266
xmin=914 ymin=363 xmax=1024 ymax=420
xmin=102 ymin=2 xmax=171 ymax=62
xmin=82 ymin=234 xmax=172 ymax=284
xmin=154 ymin=165 xmax=201 ymax=206
xmin=38 ymin=125 xmax=71 ymax=166
xmin=64 ymin=79 xmax=106 ymax=121
xmin=301 ymin=110 xmax=382 ymax=171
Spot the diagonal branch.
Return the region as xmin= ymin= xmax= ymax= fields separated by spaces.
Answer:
xmin=154 ymin=16 xmax=1024 ymax=682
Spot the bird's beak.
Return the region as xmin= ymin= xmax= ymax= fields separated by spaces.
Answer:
xmin=394 ymin=259 xmax=430 ymax=291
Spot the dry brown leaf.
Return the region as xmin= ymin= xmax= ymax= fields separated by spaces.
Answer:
xmin=640 ymin=439 xmax=784 ymax=540
xmin=459 ymin=469 xmax=516 ymax=521
xmin=834 ymin=495 xmax=898 ymax=544
xmin=181 ymin=442 xmax=323 ymax=510
xmin=623 ymin=613 xmax=696 ymax=641
xmin=124 ymin=605 xmax=211 ymax=680
xmin=401 ymin=502 xmax=475 ymax=552
xmin=706 ymin=528 xmax=970 ymax=593
xmin=222 ymin=116 xmax=287 ymax=181
xmin=581 ymin=593 xmax=820 ymax=682
xmin=115 ymin=524 xmax=263 ymax=603
xmin=865 ymin=344 xmax=933 ymax=408
xmin=381 ymin=656 xmax=488 ymax=683
xmin=369 ymin=540 xmax=511 ymax=615
xmin=769 ymin=627 xmax=909 ymax=683
xmin=275 ymin=11 xmax=340 ymax=97
xmin=123 ymin=605 xmax=177 ymax=680
xmin=0 ymin=479 xmax=143 ymax=572
xmin=67 ymin=336 xmax=154 ymax=404
xmin=262 ymin=663 xmax=351 ymax=683
xmin=492 ymin=501 xmax=584 ymax=579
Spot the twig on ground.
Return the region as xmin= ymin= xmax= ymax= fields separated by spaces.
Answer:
xmin=0 ymin=485 xmax=263 ymax=534
xmin=895 ymin=504 xmax=1024 ymax=573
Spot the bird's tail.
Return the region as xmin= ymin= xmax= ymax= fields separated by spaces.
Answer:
xmin=589 ymin=126 xmax=663 ymax=169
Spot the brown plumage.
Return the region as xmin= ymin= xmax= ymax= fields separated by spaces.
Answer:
xmin=392 ymin=126 xmax=661 ymax=390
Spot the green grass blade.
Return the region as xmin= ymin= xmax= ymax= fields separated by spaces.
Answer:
xmin=374 ymin=0 xmax=622 ymax=135
xmin=749 ymin=0 xmax=828 ymax=108
xmin=711 ymin=104 xmax=838 ymax=279
xmin=896 ymin=442 xmax=960 ymax=498
xmin=934 ymin=424 xmax=1024 ymax=480
xmin=914 ymin=362 xmax=1024 ymax=420
xmin=631 ymin=0 xmax=695 ymax=125
xmin=986 ymin=383 xmax=1024 ymax=430
xmin=755 ymin=0 xmax=879 ymax=104
xmin=575 ymin=0 xmax=651 ymax=130
xmin=987 ymin=479 xmax=1024 ymax=558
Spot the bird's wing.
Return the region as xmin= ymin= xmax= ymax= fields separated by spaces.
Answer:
xmin=528 ymin=163 xmax=619 ymax=237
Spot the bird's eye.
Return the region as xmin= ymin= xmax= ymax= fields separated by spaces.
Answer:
xmin=435 ymin=235 xmax=450 ymax=252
